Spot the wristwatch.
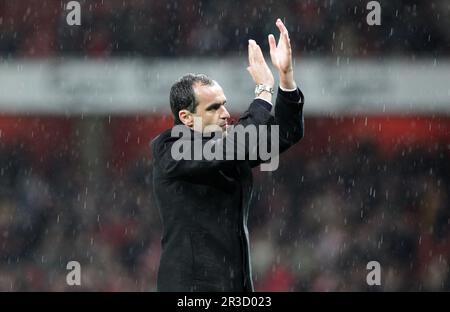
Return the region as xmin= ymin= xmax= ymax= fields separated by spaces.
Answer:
xmin=254 ymin=84 xmax=274 ymax=97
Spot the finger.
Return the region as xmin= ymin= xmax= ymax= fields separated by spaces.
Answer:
xmin=276 ymin=19 xmax=290 ymax=44
xmin=277 ymin=30 xmax=283 ymax=47
xmin=246 ymin=66 xmax=255 ymax=81
xmin=253 ymin=42 xmax=265 ymax=63
xmin=283 ymin=26 xmax=291 ymax=45
xmin=276 ymin=18 xmax=289 ymax=36
xmin=248 ymin=40 xmax=254 ymax=66
xmin=268 ymin=34 xmax=276 ymax=53
xmin=268 ymin=34 xmax=277 ymax=64
xmin=283 ymin=31 xmax=291 ymax=49
xmin=248 ymin=41 xmax=252 ymax=65
xmin=251 ymin=41 xmax=259 ymax=65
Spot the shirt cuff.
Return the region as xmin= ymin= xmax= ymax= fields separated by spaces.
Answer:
xmin=279 ymin=85 xmax=298 ymax=92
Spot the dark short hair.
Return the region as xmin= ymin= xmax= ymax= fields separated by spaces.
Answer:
xmin=170 ymin=73 xmax=214 ymax=124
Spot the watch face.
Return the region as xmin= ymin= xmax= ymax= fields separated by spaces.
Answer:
xmin=255 ymin=85 xmax=273 ymax=96
xmin=257 ymin=85 xmax=272 ymax=93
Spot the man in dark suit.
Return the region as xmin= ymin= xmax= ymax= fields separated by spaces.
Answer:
xmin=151 ymin=19 xmax=304 ymax=291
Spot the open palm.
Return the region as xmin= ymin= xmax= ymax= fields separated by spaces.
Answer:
xmin=268 ymin=19 xmax=293 ymax=74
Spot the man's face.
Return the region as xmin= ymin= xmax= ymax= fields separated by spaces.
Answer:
xmin=192 ymin=81 xmax=230 ymax=133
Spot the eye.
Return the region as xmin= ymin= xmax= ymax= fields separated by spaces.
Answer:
xmin=206 ymin=104 xmax=221 ymax=111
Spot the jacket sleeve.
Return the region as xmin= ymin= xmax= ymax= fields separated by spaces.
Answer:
xmin=249 ymin=87 xmax=305 ymax=168
xmin=152 ymin=99 xmax=275 ymax=178
xmin=275 ymin=87 xmax=305 ymax=153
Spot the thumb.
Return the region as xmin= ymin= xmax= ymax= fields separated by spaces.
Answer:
xmin=268 ymin=34 xmax=276 ymax=52
xmin=246 ymin=66 xmax=253 ymax=76
xmin=268 ymin=34 xmax=277 ymax=64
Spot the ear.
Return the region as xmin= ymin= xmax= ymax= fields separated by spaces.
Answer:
xmin=178 ymin=109 xmax=194 ymax=127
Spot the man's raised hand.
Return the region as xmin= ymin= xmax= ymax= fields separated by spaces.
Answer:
xmin=247 ymin=39 xmax=274 ymax=88
xmin=268 ymin=19 xmax=296 ymax=90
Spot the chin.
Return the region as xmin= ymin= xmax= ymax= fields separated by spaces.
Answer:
xmin=203 ymin=124 xmax=227 ymax=134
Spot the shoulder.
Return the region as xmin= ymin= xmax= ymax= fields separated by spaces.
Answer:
xmin=151 ymin=129 xmax=172 ymax=147
xmin=151 ymin=126 xmax=193 ymax=158
xmin=150 ymin=129 xmax=173 ymax=157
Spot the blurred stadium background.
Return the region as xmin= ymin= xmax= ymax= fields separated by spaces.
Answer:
xmin=0 ymin=0 xmax=449 ymax=291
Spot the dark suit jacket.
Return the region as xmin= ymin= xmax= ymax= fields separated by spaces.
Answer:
xmin=151 ymin=88 xmax=304 ymax=291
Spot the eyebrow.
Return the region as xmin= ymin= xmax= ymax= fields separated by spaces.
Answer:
xmin=205 ymin=100 xmax=227 ymax=111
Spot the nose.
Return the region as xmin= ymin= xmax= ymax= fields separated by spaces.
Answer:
xmin=220 ymin=106 xmax=230 ymax=120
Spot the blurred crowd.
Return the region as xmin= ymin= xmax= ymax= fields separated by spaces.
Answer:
xmin=250 ymin=140 xmax=450 ymax=291
xmin=0 ymin=142 xmax=160 ymax=291
xmin=0 ymin=0 xmax=449 ymax=58
xmin=0 ymin=131 xmax=448 ymax=291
